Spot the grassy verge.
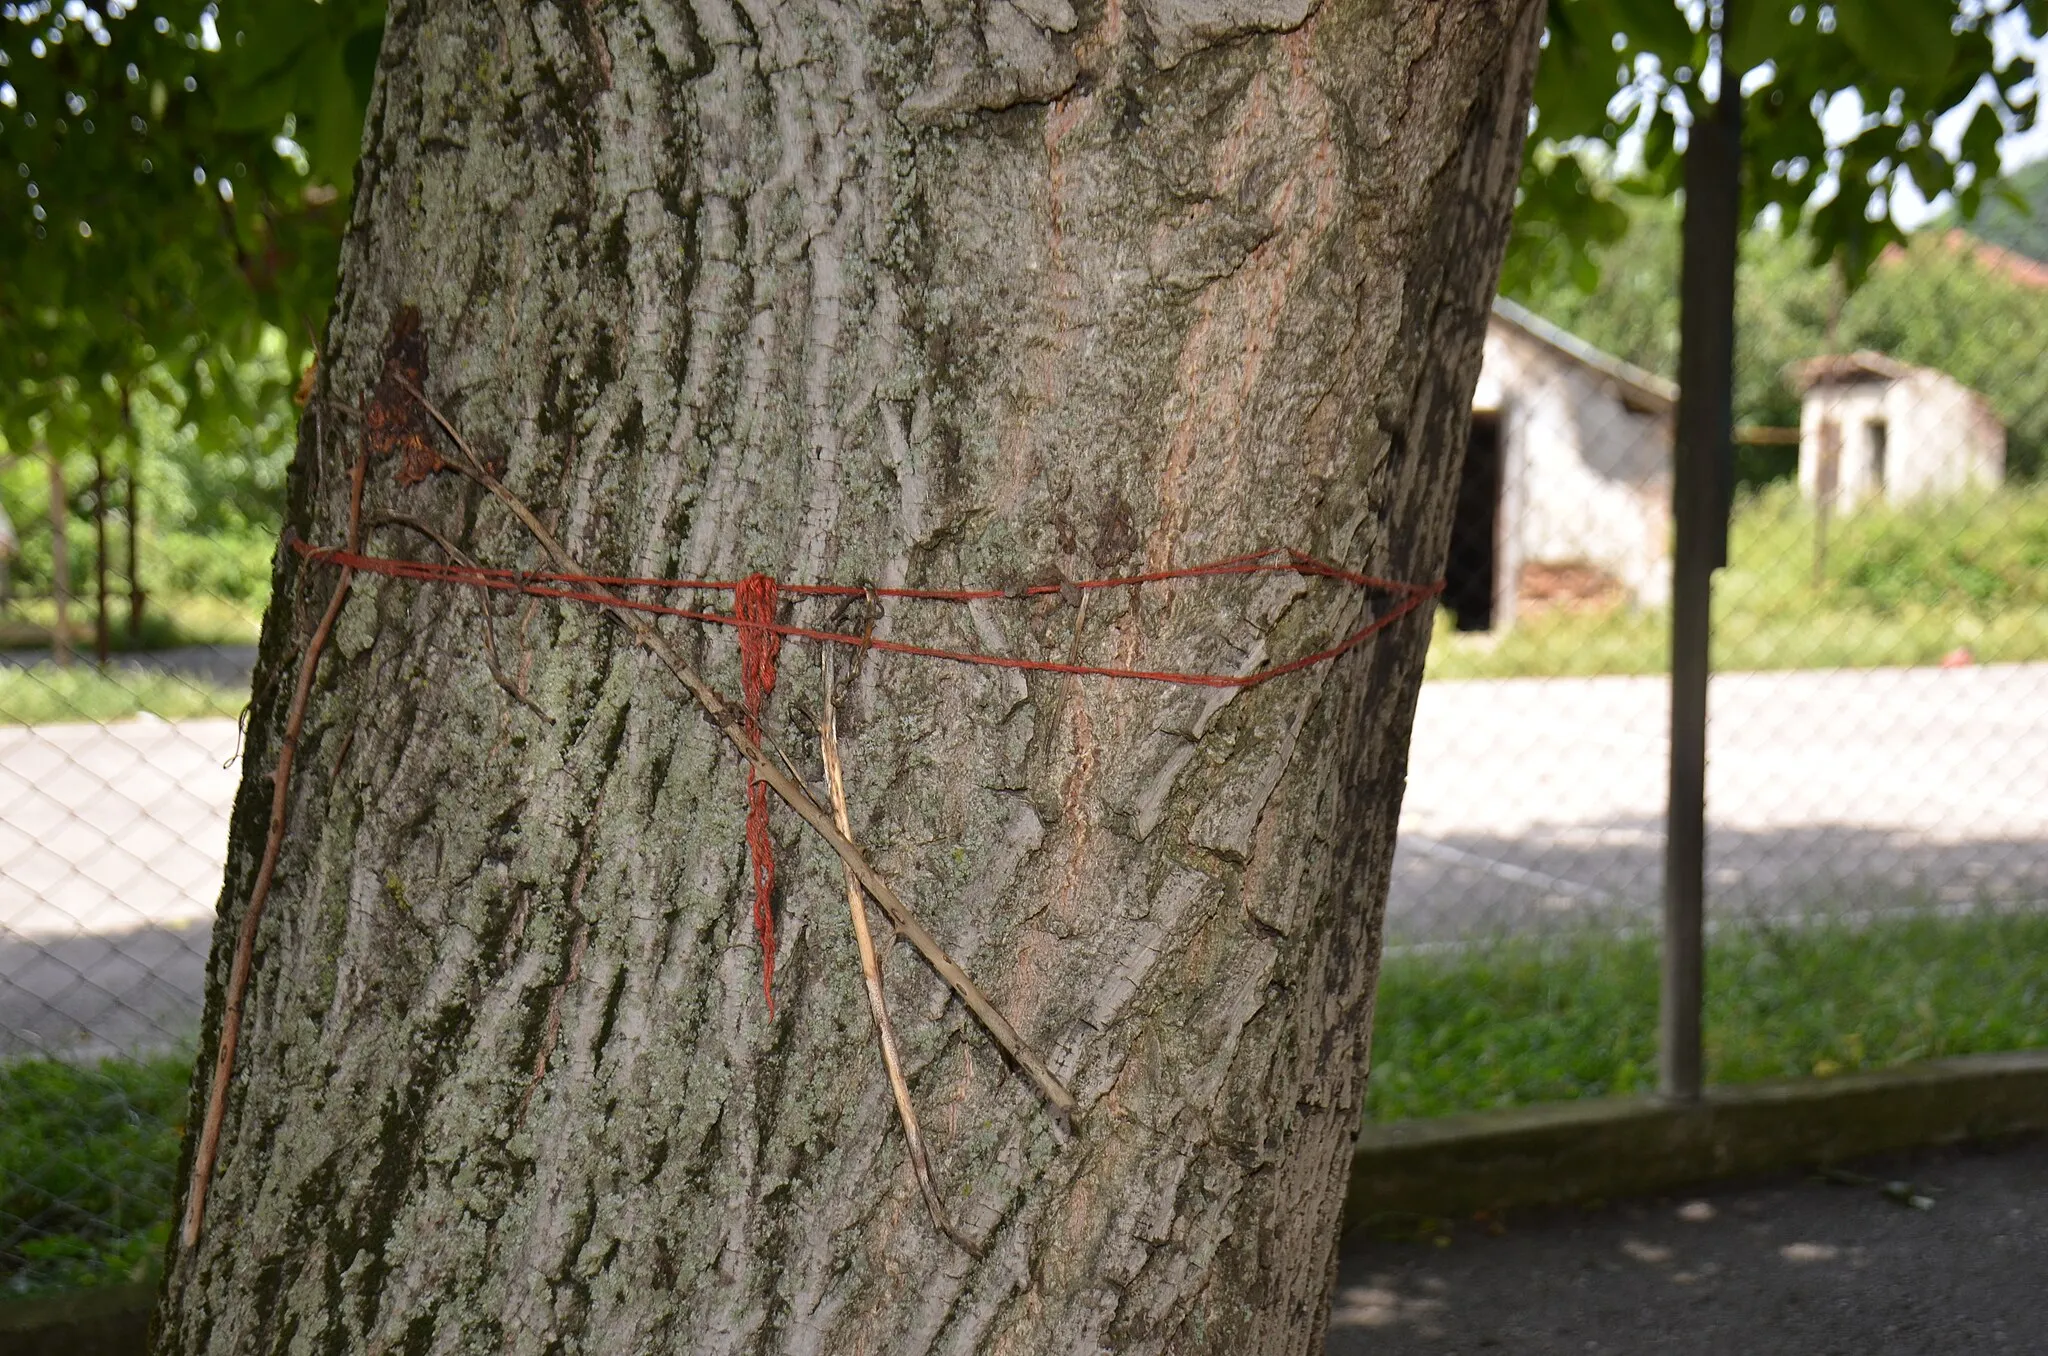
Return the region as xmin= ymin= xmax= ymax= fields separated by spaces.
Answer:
xmin=4 ymin=912 xmax=2042 ymax=1292
xmin=2 ymin=1052 xmax=191 ymax=1298
xmin=0 ymin=594 xmax=263 ymax=655
xmin=0 ymin=590 xmax=258 ymax=725
xmin=1426 ymin=484 xmax=2048 ymax=680
xmin=1365 ymin=907 xmax=2048 ymax=1122
xmin=0 ymin=666 xmax=247 ymax=725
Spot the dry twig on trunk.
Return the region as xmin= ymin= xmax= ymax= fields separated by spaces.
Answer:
xmin=398 ymin=383 xmax=1077 ymax=1127
xmin=820 ymin=653 xmax=982 ymax=1255
xmin=183 ymin=439 xmax=368 ymax=1250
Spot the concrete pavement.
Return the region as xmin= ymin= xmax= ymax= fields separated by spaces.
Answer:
xmin=1391 ymin=663 xmax=2048 ymax=940
xmin=0 ymin=717 xmax=236 ymax=1057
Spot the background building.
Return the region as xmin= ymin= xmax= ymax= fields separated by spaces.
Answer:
xmin=1448 ymin=298 xmax=1676 ymax=633
xmin=1789 ymin=352 xmax=2006 ymax=510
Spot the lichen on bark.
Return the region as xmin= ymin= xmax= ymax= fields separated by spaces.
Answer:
xmin=155 ymin=2 xmax=1543 ymax=1352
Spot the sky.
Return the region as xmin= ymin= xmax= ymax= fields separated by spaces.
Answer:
xmin=1835 ymin=6 xmax=2044 ymax=226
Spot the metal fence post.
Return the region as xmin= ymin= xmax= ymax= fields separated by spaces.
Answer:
xmin=1664 ymin=25 xmax=1741 ymax=1102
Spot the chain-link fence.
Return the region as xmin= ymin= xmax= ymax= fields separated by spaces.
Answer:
xmin=6 ymin=237 xmax=2048 ymax=1296
xmin=1 ymin=455 xmax=263 ymax=1295
xmin=1369 ymin=254 xmax=2048 ymax=1121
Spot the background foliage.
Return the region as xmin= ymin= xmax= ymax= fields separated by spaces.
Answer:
xmin=1 ymin=0 xmax=379 ymax=521
xmin=1513 ymin=0 xmax=2043 ymax=293
xmin=4 ymin=1 xmax=2042 ymax=625
xmin=1513 ymin=188 xmax=2048 ymax=481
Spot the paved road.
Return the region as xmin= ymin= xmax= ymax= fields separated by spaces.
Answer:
xmin=3 ymin=664 xmax=2044 ymax=1054
xmin=1391 ymin=663 xmax=2048 ymax=941
xmin=0 ymin=717 xmax=237 ymax=1057
xmin=1328 ymin=1137 xmax=2048 ymax=1354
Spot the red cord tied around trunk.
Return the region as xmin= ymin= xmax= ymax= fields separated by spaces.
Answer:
xmin=735 ymin=573 xmax=782 ymax=1012
xmin=290 ymin=538 xmax=1444 ymax=1013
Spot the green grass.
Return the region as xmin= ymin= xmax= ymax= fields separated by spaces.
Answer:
xmin=1426 ymin=484 xmax=2048 ymax=679
xmin=0 ymin=592 xmax=263 ymax=654
xmin=4 ymin=911 xmax=2043 ymax=1293
xmin=0 ymin=665 xmax=246 ymax=725
xmin=0 ymin=587 xmax=258 ymax=725
xmin=1364 ymin=907 xmax=2048 ymax=1122
xmin=2 ymin=1052 xmax=192 ymax=1297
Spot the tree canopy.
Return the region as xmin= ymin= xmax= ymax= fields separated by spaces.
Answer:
xmin=1509 ymin=0 xmax=2042 ymax=292
xmin=1 ymin=1 xmax=2041 ymax=463
xmin=0 ymin=0 xmax=380 ymax=462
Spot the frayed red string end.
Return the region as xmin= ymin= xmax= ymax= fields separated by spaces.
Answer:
xmin=736 ymin=573 xmax=782 ymax=1013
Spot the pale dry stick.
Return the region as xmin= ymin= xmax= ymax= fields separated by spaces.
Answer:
xmin=819 ymin=655 xmax=981 ymax=1256
xmin=182 ymin=441 xmax=369 ymax=1250
xmin=397 ymin=384 xmax=1078 ymax=1126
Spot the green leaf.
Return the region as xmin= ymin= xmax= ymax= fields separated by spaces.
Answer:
xmin=1900 ymin=142 xmax=1956 ymax=198
xmin=1605 ymin=0 xmax=1700 ymax=69
xmin=1724 ymin=0 xmax=1798 ymax=77
xmin=1958 ymin=103 xmax=2004 ymax=176
xmin=1834 ymin=0 xmax=1958 ymax=84
xmin=1501 ymin=150 xmax=1633 ymax=296
xmin=1534 ymin=0 xmax=1630 ymax=140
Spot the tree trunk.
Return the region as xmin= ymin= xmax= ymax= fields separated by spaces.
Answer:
xmin=95 ymin=442 xmax=111 ymax=665
xmin=128 ymin=455 xmax=145 ymax=645
xmin=46 ymin=444 xmax=70 ymax=668
xmin=157 ymin=2 xmax=1540 ymax=1352
xmin=127 ymin=385 xmax=146 ymax=645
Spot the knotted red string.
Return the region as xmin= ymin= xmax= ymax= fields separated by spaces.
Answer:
xmin=291 ymin=540 xmax=1443 ymax=1012
xmin=291 ymin=544 xmax=1440 ymax=690
xmin=735 ymin=573 xmax=783 ymax=1012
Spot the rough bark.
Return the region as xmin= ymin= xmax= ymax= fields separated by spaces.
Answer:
xmin=157 ymin=1 xmax=1540 ymax=1352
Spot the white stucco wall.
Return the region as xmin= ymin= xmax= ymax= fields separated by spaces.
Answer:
xmin=1798 ymin=370 xmax=2004 ymax=508
xmin=1474 ymin=321 xmax=1674 ymax=625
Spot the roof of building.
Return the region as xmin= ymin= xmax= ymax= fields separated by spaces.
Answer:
xmin=1943 ymin=229 xmax=2048 ymax=289
xmin=1879 ymin=230 xmax=2048 ymax=290
xmin=1785 ymin=351 xmax=2004 ymax=430
xmin=1781 ymin=351 xmax=2005 ymax=406
xmin=1489 ymin=297 xmax=1679 ymax=414
xmin=1784 ymin=350 xmax=1925 ymax=390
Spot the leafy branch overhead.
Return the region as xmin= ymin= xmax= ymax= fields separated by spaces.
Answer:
xmin=2 ymin=1 xmax=2039 ymax=453
xmin=0 ymin=0 xmax=383 ymax=455
xmin=1511 ymin=0 xmax=2042 ymax=292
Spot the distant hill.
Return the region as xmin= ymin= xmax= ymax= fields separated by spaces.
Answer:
xmin=1947 ymin=160 xmax=2048 ymax=264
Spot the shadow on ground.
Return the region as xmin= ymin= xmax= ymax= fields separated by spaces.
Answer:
xmin=1388 ymin=819 xmax=2048 ymax=942
xmin=0 ymin=646 xmax=258 ymax=689
xmin=0 ymin=923 xmax=209 ymax=1059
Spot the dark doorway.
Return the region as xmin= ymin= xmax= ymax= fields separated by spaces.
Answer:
xmin=1444 ymin=412 xmax=1503 ymax=632
xmin=1867 ymin=417 xmax=1889 ymax=490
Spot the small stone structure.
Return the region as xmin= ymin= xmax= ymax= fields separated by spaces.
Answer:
xmin=1787 ymin=352 xmax=2005 ymax=510
xmin=1447 ymin=298 xmax=1675 ymax=632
